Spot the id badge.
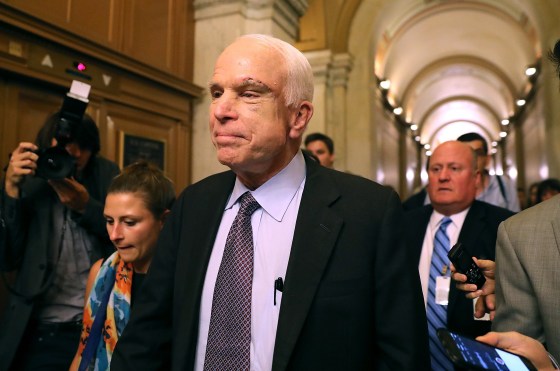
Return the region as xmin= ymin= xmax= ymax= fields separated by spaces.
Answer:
xmin=435 ymin=276 xmax=451 ymax=305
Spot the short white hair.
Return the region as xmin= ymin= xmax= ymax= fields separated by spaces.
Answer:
xmin=238 ymin=34 xmax=314 ymax=107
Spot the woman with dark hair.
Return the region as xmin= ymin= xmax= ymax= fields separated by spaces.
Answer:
xmin=69 ymin=161 xmax=175 ymax=371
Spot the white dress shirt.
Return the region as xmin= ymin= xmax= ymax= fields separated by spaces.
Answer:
xmin=195 ymin=151 xmax=306 ymax=371
xmin=418 ymin=208 xmax=469 ymax=306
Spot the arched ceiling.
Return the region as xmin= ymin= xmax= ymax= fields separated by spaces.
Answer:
xmin=372 ymin=0 xmax=542 ymax=152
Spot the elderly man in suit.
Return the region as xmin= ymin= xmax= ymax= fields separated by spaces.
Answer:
xmin=404 ymin=140 xmax=514 ymax=370
xmin=111 ymin=34 xmax=429 ymax=370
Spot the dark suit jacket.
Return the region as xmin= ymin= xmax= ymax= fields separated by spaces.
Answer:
xmin=112 ymin=156 xmax=430 ymax=371
xmin=402 ymin=187 xmax=428 ymax=211
xmin=403 ymin=201 xmax=514 ymax=338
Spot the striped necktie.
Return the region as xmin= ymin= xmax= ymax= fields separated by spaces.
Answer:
xmin=427 ymin=216 xmax=453 ymax=370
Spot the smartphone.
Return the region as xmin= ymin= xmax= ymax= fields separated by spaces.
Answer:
xmin=437 ymin=329 xmax=537 ymax=371
xmin=448 ymin=242 xmax=486 ymax=290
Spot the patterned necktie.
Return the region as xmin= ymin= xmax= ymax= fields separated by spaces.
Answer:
xmin=204 ymin=191 xmax=261 ymax=371
xmin=427 ymin=217 xmax=453 ymax=371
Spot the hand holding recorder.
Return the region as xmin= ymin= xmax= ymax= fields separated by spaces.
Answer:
xmin=448 ymin=242 xmax=496 ymax=319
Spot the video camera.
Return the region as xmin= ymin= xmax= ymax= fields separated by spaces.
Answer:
xmin=35 ymin=80 xmax=91 ymax=180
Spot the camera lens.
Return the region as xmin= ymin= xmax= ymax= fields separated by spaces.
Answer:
xmin=36 ymin=147 xmax=76 ymax=179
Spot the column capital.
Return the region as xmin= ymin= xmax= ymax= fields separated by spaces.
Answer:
xmin=304 ymin=49 xmax=332 ymax=84
xmin=194 ymin=0 xmax=308 ymax=38
xmin=304 ymin=50 xmax=353 ymax=87
xmin=328 ymin=53 xmax=353 ymax=88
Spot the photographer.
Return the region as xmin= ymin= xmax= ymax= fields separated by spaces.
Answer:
xmin=0 ymin=111 xmax=120 ymax=370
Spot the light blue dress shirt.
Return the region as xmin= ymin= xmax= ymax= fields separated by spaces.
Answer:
xmin=195 ymin=151 xmax=306 ymax=371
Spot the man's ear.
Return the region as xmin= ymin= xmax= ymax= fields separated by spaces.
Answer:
xmin=289 ymin=101 xmax=313 ymax=139
xmin=483 ymin=154 xmax=491 ymax=169
xmin=474 ymin=169 xmax=482 ymax=187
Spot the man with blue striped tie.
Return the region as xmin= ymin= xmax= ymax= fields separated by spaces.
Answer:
xmin=403 ymin=140 xmax=514 ymax=370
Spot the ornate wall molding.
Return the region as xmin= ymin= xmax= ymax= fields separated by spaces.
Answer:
xmin=194 ymin=0 xmax=308 ymax=38
xmin=328 ymin=53 xmax=353 ymax=88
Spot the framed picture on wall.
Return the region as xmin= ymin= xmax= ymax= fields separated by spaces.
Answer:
xmin=119 ymin=132 xmax=166 ymax=170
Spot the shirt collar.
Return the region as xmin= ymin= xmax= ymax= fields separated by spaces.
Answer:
xmin=430 ymin=206 xmax=470 ymax=230
xmin=226 ymin=151 xmax=306 ymax=221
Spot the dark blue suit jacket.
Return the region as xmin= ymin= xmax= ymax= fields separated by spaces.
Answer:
xmin=403 ymin=200 xmax=514 ymax=338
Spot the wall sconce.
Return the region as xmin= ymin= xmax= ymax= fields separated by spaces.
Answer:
xmin=379 ymin=79 xmax=391 ymax=90
xmin=525 ymin=66 xmax=537 ymax=76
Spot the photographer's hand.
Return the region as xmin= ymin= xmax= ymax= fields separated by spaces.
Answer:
xmin=48 ymin=177 xmax=90 ymax=214
xmin=5 ymin=142 xmax=38 ymax=198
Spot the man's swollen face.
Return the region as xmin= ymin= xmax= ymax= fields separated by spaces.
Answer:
xmin=208 ymin=38 xmax=302 ymax=183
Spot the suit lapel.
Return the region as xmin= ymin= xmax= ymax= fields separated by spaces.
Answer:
xmin=410 ymin=206 xmax=433 ymax=264
xmin=456 ymin=202 xmax=486 ymax=250
xmin=178 ymin=172 xmax=236 ymax=363
xmin=272 ymin=161 xmax=342 ymax=371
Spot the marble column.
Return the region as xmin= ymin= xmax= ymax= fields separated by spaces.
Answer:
xmin=327 ymin=53 xmax=352 ymax=171
xmin=305 ymin=50 xmax=353 ymax=171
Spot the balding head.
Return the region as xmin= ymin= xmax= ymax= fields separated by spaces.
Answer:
xmin=427 ymin=141 xmax=480 ymax=215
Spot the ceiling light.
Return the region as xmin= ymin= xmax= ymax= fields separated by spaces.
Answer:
xmin=379 ymin=80 xmax=391 ymax=90
xmin=501 ymin=119 xmax=509 ymax=126
xmin=414 ymin=136 xmax=421 ymax=142
xmin=393 ymin=107 xmax=403 ymax=115
xmin=424 ymin=144 xmax=431 ymax=150
xmin=525 ymin=67 xmax=537 ymax=76
xmin=426 ymin=150 xmax=432 ymax=157
xmin=491 ymin=141 xmax=498 ymax=147
xmin=410 ymin=124 xmax=418 ymax=131
xmin=499 ymin=131 xmax=507 ymax=138
xmin=516 ymin=99 xmax=526 ymax=106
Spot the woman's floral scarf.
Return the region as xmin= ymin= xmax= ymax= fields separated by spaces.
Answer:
xmin=77 ymin=251 xmax=133 ymax=370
